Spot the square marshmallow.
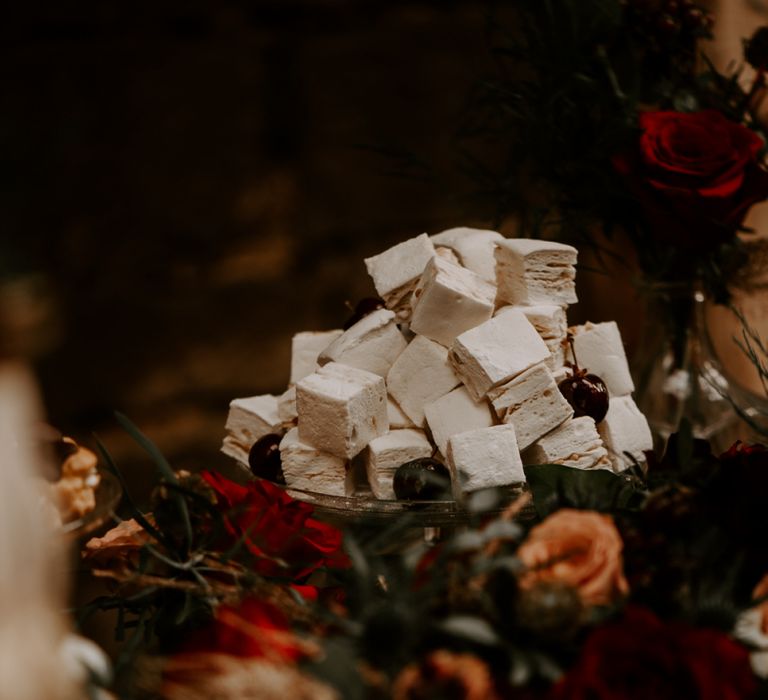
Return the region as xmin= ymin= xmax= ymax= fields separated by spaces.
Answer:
xmin=297 ymin=362 xmax=388 ymax=459
xmin=364 ymin=233 xmax=436 ymax=318
xmin=387 ymin=395 xmax=416 ymax=429
xmin=568 ymin=321 xmax=634 ymax=397
xmin=290 ymin=330 xmax=343 ymax=385
xmin=488 ymin=362 xmax=573 ymax=450
xmin=449 ymin=310 xmax=550 ymax=401
xmin=598 ymin=396 xmax=653 ymax=472
xmin=277 ymin=386 xmax=298 ymax=425
xmin=434 ymin=246 xmax=461 ymax=266
xmin=387 ymin=334 xmax=461 ymax=427
xmin=497 ymin=304 xmax=568 ymax=372
xmin=495 ymin=238 xmax=577 ymax=306
xmin=497 ymin=304 xmax=567 ymax=340
xmin=424 ymin=385 xmax=494 ymax=457
xmin=543 ymin=338 xmax=567 ymax=372
xmin=221 ymin=395 xmax=281 ymax=466
xmin=430 ymin=227 xmax=505 ymax=283
xmin=318 ymin=308 xmax=407 ymax=377
xmin=410 ymin=256 xmax=496 ymax=347
xmin=447 ymin=424 xmax=525 ymax=498
xmin=523 ymin=416 xmax=611 ymax=471
xmin=366 ymin=429 xmax=433 ymax=500
xmin=280 ymin=428 xmax=351 ymax=497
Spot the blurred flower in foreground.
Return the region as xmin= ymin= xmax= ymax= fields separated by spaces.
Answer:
xmin=202 ymin=471 xmax=348 ymax=581
xmin=553 ymin=606 xmax=756 ymax=699
xmin=517 ymin=509 xmax=629 ymax=607
xmin=392 ymin=650 xmax=499 ymax=700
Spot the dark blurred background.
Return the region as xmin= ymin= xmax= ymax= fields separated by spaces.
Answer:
xmin=11 ymin=0 xmax=768 ymax=661
xmin=3 ymin=0 xmax=640 ymax=475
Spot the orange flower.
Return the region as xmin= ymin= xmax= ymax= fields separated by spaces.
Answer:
xmin=83 ymin=518 xmax=150 ymax=571
xmin=393 ymin=651 xmax=498 ymax=700
xmin=517 ymin=509 xmax=629 ymax=607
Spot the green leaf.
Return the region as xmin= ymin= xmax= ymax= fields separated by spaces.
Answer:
xmin=92 ymin=435 xmax=171 ymax=549
xmin=523 ymin=463 xmax=642 ymax=517
xmin=114 ymin=412 xmax=193 ymax=554
xmin=439 ymin=615 xmax=501 ymax=647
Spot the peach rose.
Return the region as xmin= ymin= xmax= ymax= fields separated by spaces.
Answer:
xmin=393 ymin=651 xmax=498 ymax=700
xmin=517 ymin=509 xmax=629 ymax=607
xmin=83 ymin=518 xmax=151 ymax=573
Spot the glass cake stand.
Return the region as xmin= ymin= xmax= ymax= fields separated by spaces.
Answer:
xmin=284 ymin=483 xmax=535 ymax=529
xmin=61 ymin=470 xmax=122 ymax=539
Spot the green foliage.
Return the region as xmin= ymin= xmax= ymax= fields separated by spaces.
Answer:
xmin=460 ymin=0 xmax=765 ymax=298
xmin=524 ymin=463 xmax=645 ymax=517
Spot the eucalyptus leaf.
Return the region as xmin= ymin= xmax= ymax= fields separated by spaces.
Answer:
xmin=467 ymin=487 xmax=503 ymax=513
xmin=439 ymin=615 xmax=501 ymax=647
xmin=482 ymin=519 xmax=523 ymax=542
xmin=444 ymin=531 xmax=485 ymax=555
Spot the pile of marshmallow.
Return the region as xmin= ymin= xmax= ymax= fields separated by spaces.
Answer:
xmin=222 ymin=229 xmax=652 ymax=501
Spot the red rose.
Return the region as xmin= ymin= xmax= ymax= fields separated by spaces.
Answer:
xmin=202 ymin=471 xmax=348 ymax=580
xmin=720 ymin=440 xmax=768 ymax=462
xmin=551 ymin=607 xmax=757 ymax=700
xmin=613 ymin=110 xmax=768 ymax=248
xmin=179 ymin=597 xmax=307 ymax=662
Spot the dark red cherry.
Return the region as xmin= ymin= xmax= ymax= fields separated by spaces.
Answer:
xmin=248 ymin=433 xmax=285 ymax=484
xmin=558 ymin=371 xmax=609 ymax=423
xmin=393 ymin=458 xmax=451 ymax=500
xmin=343 ymin=297 xmax=385 ymax=330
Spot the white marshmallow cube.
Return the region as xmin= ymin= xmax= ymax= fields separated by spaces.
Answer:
xmin=431 ymin=227 xmax=505 ymax=283
xmin=497 ymin=304 xmax=568 ymax=372
xmin=386 ymin=335 xmax=461 ymax=427
xmin=387 ymin=395 xmax=416 ymax=429
xmin=488 ymin=363 xmax=573 ymax=450
xmin=568 ymin=321 xmax=634 ymax=397
xmin=410 ymin=256 xmax=496 ymax=347
xmin=290 ymin=330 xmax=343 ymax=385
xmin=277 ymin=386 xmax=298 ymax=425
xmin=364 ymin=233 xmax=436 ymax=319
xmin=598 ymin=396 xmax=653 ymax=472
xmin=221 ymin=395 xmax=281 ymax=466
xmin=434 ymin=246 xmax=461 ymax=266
xmin=523 ymin=416 xmax=611 ymax=471
xmin=447 ymin=424 xmax=524 ymax=498
xmin=511 ymin=304 xmax=567 ymax=340
xmin=495 ymin=239 xmax=577 ymax=306
xmin=424 ymin=385 xmax=494 ymax=456
xmin=318 ymin=309 xmax=407 ymax=378
xmin=366 ymin=429 xmax=433 ymax=500
xmin=296 ymin=362 xmax=388 ymax=459
xmin=449 ymin=310 xmax=550 ymax=401
xmin=279 ymin=428 xmax=352 ymax=497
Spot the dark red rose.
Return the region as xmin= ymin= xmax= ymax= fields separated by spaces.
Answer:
xmin=179 ymin=597 xmax=307 ymax=662
xmin=202 ymin=471 xmax=348 ymax=580
xmin=551 ymin=606 xmax=756 ymax=700
xmin=613 ymin=110 xmax=768 ymax=248
xmin=720 ymin=440 xmax=768 ymax=462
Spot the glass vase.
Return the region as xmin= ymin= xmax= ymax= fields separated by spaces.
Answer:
xmin=632 ymin=285 xmax=747 ymax=453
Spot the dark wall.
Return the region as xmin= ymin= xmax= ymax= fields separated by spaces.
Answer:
xmin=3 ymin=1 xmax=640 ymax=470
